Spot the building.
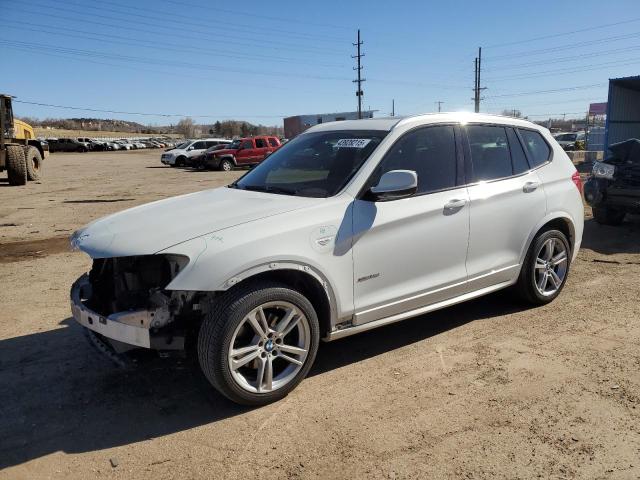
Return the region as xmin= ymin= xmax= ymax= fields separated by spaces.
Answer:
xmin=605 ymin=75 xmax=640 ymax=151
xmin=283 ymin=110 xmax=376 ymax=139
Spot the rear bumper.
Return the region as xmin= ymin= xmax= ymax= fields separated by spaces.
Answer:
xmin=70 ymin=275 xmax=151 ymax=348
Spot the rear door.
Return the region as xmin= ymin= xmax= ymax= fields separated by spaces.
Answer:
xmin=253 ymin=137 xmax=270 ymax=162
xmin=464 ymin=124 xmax=547 ymax=290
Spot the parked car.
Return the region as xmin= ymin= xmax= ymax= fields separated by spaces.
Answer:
xmin=160 ymin=138 xmax=230 ymax=167
xmin=553 ymin=132 xmax=585 ymax=151
xmin=49 ymin=138 xmax=89 ymax=153
xmin=189 ymin=141 xmax=232 ymax=168
xmin=114 ymin=140 xmax=133 ymax=151
xmin=584 ymin=138 xmax=640 ymax=225
xmin=202 ymin=136 xmax=282 ymax=171
xmin=70 ymin=113 xmax=583 ymax=405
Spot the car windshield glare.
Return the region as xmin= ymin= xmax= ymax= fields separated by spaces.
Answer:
xmin=233 ymin=130 xmax=387 ymax=198
xmin=227 ymin=140 xmax=241 ymax=149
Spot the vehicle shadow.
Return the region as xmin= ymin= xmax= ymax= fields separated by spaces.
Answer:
xmin=0 ymin=291 xmax=526 ymax=469
xmin=580 ymin=215 xmax=640 ymax=255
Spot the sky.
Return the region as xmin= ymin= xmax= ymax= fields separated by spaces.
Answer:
xmin=2 ymin=0 xmax=640 ymax=126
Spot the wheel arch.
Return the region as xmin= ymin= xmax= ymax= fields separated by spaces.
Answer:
xmin=520 ymin=213 xmax=576 ymax=267
xmin=214 ymin=263 xmax=336 ymax=340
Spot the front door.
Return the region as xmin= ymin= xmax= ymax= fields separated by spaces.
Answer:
xmin=236 ymin=139 xmax=255 ymax=165
xmin=352 ymin=125 xmax=470 ymax=325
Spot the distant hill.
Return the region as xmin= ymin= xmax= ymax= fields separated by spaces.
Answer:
xmin=17 ymin=117 xmax=167 ymax=134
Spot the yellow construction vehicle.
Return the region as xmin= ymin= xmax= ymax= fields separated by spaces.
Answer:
xmin=0 ymin=94 xmax=47 ymax=186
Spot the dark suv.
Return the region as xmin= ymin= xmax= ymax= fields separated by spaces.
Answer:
xmin=49 ymin=138 xmax=89 ymax=153
xmin=584 ymin=139 xmax=640 ymax=225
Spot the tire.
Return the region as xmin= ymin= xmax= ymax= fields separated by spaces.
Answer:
xmin=198 ymin=281 xmax=320 ymax=406
xmin=24 ymin=146 xmax=43 ymax=181
xmin=593 ymin=206 xmax=626 ymax=226
xmin=219 ymin=158 xmax=233 ymax=172
xmin=515 ymin=229 xmax=571 ymax=305
xmin=175 ymin=156 xmax=186 ymax=167
xmin=6 ymin=145 xmax=27 ymax=186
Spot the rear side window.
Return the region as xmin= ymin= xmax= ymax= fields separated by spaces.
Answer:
xmin=372 ymin=125 xmax=457 ymax=195
xmin=467 ymin=125 xmax=512 ymax=181
xmin=519 ymin=129 xmax=551 ymax=167
xmin=506 ymin=128 xmax=530 ymax=174
xmin=255 ymin=138 xmax=266 ymax=148
xmin=268 ymin=138 xmax=279 ymax=147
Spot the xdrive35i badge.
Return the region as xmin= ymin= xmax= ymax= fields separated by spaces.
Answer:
xmin=357 ymin=273 xmax=380 ymax=283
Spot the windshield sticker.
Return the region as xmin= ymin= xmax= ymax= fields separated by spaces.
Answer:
xmin=335 ymin=138 xmax=371 ymax=148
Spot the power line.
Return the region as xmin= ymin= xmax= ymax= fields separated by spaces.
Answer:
xmin=0 ymin=39 xmax=351 ymax=82
xmin=9 ymin=5 xmax=347 ymax=56
xmin=2 ymin=23 xmax=346 ymax=68
xmin=485 ymin=31 xmax=640 ymax=61
xmin=13 ymin=100 xmax=288 ymax=119
xmin=55 ymin=0 xmax=348 ymax=43
xmin=485 ymin=16 xmax=640 ymax=48
xmin=486 ymin=57 xmax=640 ymax=81
xmin=483 ymin=83 xmax=607 ymax=99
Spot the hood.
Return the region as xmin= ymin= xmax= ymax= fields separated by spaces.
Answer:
xmin=72 ymin=187 xmax=313 ymax=258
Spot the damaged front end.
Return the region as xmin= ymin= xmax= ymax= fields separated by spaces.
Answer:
xmin=71 ymin=254 xmax=203 ymax=356
xmin=584 ymin=139 xmax=640 ymax=213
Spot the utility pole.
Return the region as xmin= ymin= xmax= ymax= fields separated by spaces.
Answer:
xmin=352 ymin=29 xmax=365 ymax=119
xmin=436 ymin=101 xmax=444 ymax=112
xmin=473 ymin=47 xmax=485 ymax=113
xmin=391 ymin=99 xmax=395 ymax=117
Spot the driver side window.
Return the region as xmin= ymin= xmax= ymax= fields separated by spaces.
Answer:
xmin=371 ymin=125 xmax=457 ymax=195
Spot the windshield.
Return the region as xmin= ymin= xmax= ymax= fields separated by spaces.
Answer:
xmin=175 ymin=142 xmax=191 ymax=149
xmin=555 ymin=134 xmax=576 ymax=141
xmin=233 ymin=130 xmax=387 ymax=197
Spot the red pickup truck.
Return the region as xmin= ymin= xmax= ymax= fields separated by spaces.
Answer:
xmin=202 ymin=136 xmax=282 ymax=171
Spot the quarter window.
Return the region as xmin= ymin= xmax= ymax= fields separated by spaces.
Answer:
xmin=371 ymin=125 xmax=457 ymax=195
xmin=519 ymin=129 xmax=551 ymax=167
xmin=467 ymin=125 xmax=512 ymax=181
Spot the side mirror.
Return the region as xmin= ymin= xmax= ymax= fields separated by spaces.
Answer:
xmin=368 ymin=170 xmax=418 ymax=202
xmin=187 ymin=146 xmax=194 ymax=151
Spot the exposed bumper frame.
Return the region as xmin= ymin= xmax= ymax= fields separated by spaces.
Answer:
xmin=70 ymin=274 xmax=151 ymax=348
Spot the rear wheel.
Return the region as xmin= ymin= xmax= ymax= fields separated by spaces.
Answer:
xmin=24 ymin=146 xmax=43 ymax=181
xmin=6 ymin=145 xmax=27 ymax=186
xmin=516 ymin=229 xmax=571 ymax=305
xmin=198 ymin=281 xmax=320 ymax=406
xmin=593 ymin=206 xmax=626 ymax=226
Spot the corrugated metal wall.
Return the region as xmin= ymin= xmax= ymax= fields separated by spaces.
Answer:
xmin=606 ymin=77 xmax=640 ymax=148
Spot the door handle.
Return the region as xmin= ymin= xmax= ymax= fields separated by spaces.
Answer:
xmin=523 ymin=181 xmax=540 ymax=193
xmin=444 ymin=198 xmax=467 ymax=213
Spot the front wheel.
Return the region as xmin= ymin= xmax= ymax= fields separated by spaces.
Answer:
xmin=515 ymin=229 xmax=571 ymax=305
xmin=219 ymin=158 xmax=233 ymax=172
xmin=198 ymin=281 xmax=320 ymax=406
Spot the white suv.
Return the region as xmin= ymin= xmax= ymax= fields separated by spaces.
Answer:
xmin=161 ymin=138 xmax=229 ymax=167
xmin=70 ymin=113 xmax=584 ymax=405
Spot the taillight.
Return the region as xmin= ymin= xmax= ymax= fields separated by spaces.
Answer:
xmin=571 ymin=170 xmax=582 ymax=194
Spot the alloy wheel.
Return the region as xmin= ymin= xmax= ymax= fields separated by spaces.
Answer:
xmin=228 ymin=301 xmax=310 ymax=393
xmin=534 ymin=237 xmax=568 ymax=296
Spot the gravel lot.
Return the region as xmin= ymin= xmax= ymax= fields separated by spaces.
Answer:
xmin=1 ymin=150 xmax=639 ymax=479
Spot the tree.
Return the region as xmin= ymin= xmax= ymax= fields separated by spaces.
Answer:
xmin=176 ymin=117 xmax=196 ymax=138
xmin=240 ymin=122 xmax=249 ymax=137
xmin=214 ymin=121 xmax=222 ymax=135
xmin=501 ymin=109 xmax=522 ymax=118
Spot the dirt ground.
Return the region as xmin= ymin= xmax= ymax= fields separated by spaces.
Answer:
xmin=1 ymin=150 xmax=639 ymax=479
